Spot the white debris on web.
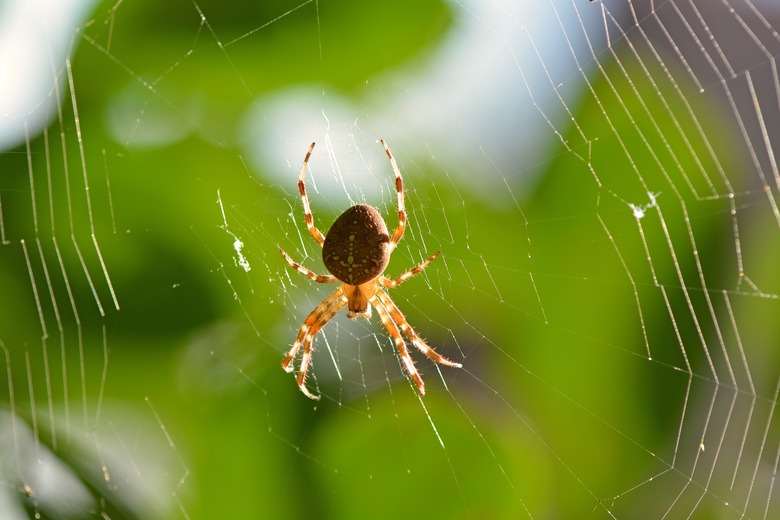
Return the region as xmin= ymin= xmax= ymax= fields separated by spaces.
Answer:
xmin=216 ymin=189 xmax=251 ymax=272
xmin=628 ymin=191 xmax=661 ymax=220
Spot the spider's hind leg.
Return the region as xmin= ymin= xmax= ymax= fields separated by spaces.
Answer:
xmin=297 ymin=142 xmax=327 ymax=246
xmin=381 ymin=140 xmax=407 ymax=247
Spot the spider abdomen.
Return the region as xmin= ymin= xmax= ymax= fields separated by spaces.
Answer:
xmin=322 ymin=204 xmax=392 ymax=285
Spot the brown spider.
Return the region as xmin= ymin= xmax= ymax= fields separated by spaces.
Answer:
xmin=280 ymin=140 xmax=462 ymax=400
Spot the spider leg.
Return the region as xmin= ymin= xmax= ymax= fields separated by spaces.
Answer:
xmin=371 ymin=295 xmax=426 ymax=395
xmin=282 ymin=287 xmax=347 ymax=400
xmin=376 ymin=289 xmax=462 ymax=369
xmin=297 ymin=142 xmax=327 ymax=246
xmin=280 ymin=249 xmax=338 ymax=283
xmin=281 ymin=287 xmax=343 ymax=373
xmin=381 ymin=140 xmax=406 ymax=247
xmin=380 ymin=252 xmax=440 ymax=288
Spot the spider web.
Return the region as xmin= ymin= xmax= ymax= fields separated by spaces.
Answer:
xmin=1 ymin=0 xmax=780 ymax=518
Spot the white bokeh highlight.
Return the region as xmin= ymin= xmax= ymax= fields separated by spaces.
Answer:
xmin=0 ymin=0 xmax=96 ymax=151
xmin=242 ymin=0 xmax=616 ymax=205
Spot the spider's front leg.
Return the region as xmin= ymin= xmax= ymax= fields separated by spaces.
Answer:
xmin=371 ymin=295 xmax=426 ymax=395
xmin=282 ymin=288 xmax=346 ymax=400
xmin=371 ymin=289 xmax=461 ymax=396
xmin=376 ymin=289 xmax=462 ymax=369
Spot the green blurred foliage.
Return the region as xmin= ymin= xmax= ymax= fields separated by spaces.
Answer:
xmin=0 ymin=0 xmax=768 ymax=519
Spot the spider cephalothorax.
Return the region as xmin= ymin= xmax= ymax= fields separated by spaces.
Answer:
xmin=279 ymin=140 xmax=461 ymax=400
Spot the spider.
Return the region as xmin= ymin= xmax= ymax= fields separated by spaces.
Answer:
xmin=280 ymin=140 xmax=462 ymax=400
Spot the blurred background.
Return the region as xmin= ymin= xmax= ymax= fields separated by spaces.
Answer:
xmin=2 ymin=0 xmax=780 ymax=518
